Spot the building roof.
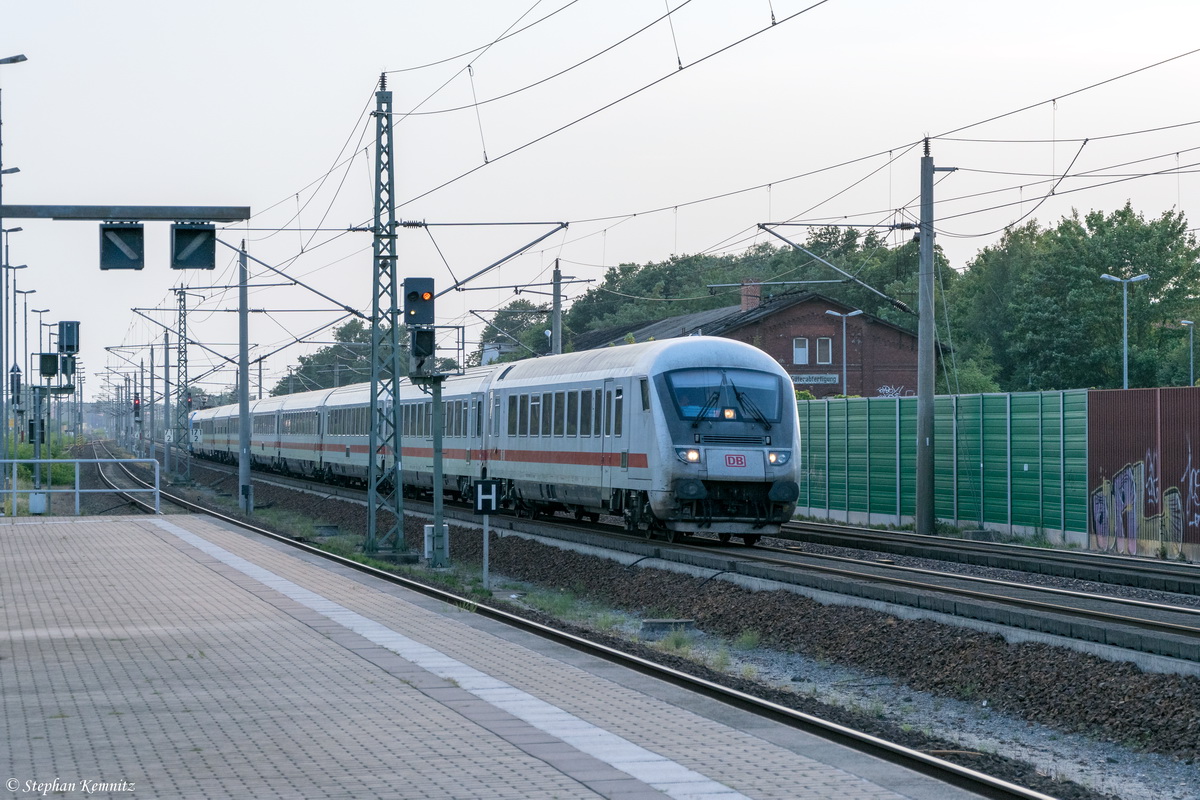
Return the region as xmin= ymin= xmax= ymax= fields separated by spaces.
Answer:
xmin=571 ymin=290 xmax=916 ymax=351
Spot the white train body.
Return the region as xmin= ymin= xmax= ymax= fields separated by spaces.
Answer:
xmin=192 ymin=337 xmax=801 ymax=541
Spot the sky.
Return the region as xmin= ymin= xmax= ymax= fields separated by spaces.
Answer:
xmin=2 ymin=0 xmax=1199 ymax=403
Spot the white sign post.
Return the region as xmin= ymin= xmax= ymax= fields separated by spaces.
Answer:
xmin=473 ymin=480 xmax=501 ymax=590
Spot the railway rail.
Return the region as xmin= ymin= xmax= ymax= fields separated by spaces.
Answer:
xmin=94 ymin=446 xmax=1062 ymax=800
xmin=146 ymin=450 xmax=1200 ymax=668
xmin=781 ymin=521 xmax=1200 ymax=596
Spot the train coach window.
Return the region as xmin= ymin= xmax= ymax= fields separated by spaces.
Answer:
xmin=283 ymin=411 xmax=317 ymax=436
xmin=566 ymin=391 xmax=578 ymax=436
xmin=553 ymin=391 xmax=565 ymax=436
xmin=613 ymin=387 xmax=623 ymax=437
xmin=641 ymin=379 xmax=650 ymax=411
xmin=580 ymin=391 xmax=592 ymax=436
xmin=605 ymin=389 xmax=624 ymax=436
xmin=519 ymin=394 xmax=530 ymax=437
xmin=507 ymin=396 xmax=518 ymax=436
xmin=593 ymin=388 xmax=603 ymax=436
xmin=529 ymin=394 xmax=541 ymax=437
xmin=541 ymin=393 xmax=553 ymax=437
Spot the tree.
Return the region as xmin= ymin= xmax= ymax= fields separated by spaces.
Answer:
xmin=268 ymin=319 xmax=378 ymax=395
xmin=949 ymin=205 xmax=1200 ymax=391
xmin=475 ymin=298 xmax=549 ymax=364
xmin=946 ymin=222 xmax=1041 ymax=389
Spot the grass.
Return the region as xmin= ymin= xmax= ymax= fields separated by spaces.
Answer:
xmin=656 ymin=629 xmax=693 ymax=654
xmin=522 ymin=588 xmax=582 ymax=618
xmin=733 ymin=629 xmax=761 ymax=651
xmin=592 ymin=612 xmax=624 ymax=633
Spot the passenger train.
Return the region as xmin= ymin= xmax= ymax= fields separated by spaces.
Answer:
xmin=191 ymin=337 xmax=801 ymax=544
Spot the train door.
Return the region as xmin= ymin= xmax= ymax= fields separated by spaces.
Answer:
xmin=601 ymin=378 xmax=626 ymax=499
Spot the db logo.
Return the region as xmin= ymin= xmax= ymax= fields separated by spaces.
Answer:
xmin=725 ymin=454 xmax=747 ymax=468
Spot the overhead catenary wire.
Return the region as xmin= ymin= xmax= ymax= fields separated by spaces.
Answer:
xmin=391 ymin=0 xmax=833 ymax=211
xmin=385 ymin=1 xmax=584 ymax=74
xmin=395 ymin=0 xmax=699 ymax=117
xmin=122 ymin=21 xmax=1200 ymax=393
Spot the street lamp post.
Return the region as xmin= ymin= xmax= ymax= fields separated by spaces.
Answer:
xmin=15 ymin=289 xmax=34 ymax=377
xmin=14 ymin=289 xmax=33 ymax=438
xmin=2 ymin=225 xmax=24 ymax=459
xmin=33 ymin=309 xmax=48 ymax=366
xmin=29 ymin=307 xmax=46 ymax=444
xmin=1183 ymin=320 xmax=1195 ymax=387
xmin=1100 ymin=273 xmax=1150 ymax=389
xmin=825 ymin=308 xmax=863 ymax=396
xmin=2 ymin=54 xmax=28 ymax=466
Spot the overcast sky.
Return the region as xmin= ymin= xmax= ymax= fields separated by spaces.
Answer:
xmin=3 ymin=0 xmax=1199 ymax=403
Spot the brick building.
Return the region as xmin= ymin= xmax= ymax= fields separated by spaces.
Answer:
xmin=571 ymin=287 xmax=919 ymax=399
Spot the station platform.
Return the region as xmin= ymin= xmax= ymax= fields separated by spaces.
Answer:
xmin=2 ymin=515 xmax=985 ymax=799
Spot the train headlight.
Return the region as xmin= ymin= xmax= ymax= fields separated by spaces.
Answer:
xmin=676 ymin=447 xmax=701 ymax=464
xmin=768 ymin=450 xmax=791 ymax=466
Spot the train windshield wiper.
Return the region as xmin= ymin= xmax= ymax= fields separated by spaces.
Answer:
xmin=730 ymin=380 xmax=771 ymax=431
xmin=691 ymin=390 xmax=720 ymax=428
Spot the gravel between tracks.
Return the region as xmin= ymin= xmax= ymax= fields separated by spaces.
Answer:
xmin=152 ymin=466 xmax=1200 ymax=800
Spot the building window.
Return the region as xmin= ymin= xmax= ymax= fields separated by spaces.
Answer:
xmin=792 ymin=337 xmax=809 ymax=365
xmin=816 ymin=337 xmax=832 ymax=365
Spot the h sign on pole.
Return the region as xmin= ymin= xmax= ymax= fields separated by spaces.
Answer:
xmin=474 ymin=479 xmax=501 ymax=590
xmin=473 ymin=480 xmax=501 ymax=515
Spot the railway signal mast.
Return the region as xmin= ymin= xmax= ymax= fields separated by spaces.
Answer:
xmin=404 ymin=276 xmax=449 ymax=568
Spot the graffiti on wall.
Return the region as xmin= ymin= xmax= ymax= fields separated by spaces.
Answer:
xmin=1090 ymin=443 xmax=1189 ymax=559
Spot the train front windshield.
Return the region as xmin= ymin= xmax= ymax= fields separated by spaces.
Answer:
xmin=665 ymin=368 xmax=784 ymax=424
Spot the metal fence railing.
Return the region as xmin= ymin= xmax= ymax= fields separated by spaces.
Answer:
xmin=1 ymin=458 xmax=161 ymax=516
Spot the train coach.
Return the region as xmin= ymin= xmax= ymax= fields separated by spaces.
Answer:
xmin=191 ymin=337 xmax=801 ymax=544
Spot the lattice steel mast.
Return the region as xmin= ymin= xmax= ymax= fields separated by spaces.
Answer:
xmin=174 ymin=287 xmax=190 ymax=480
xmin=366 ymin=75 xmax=404 ymax=552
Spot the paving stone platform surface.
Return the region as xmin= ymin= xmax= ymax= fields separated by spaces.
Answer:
xmin=1 ymin=515 xmax=987 ymax=799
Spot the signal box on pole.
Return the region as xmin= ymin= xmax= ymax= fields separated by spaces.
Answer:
xmin=404 ymin=277 xmax=435 ymax=325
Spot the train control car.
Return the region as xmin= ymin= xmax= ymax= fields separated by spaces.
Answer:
xmin=190 ymin=337 xmax=801 ymax=544
xmin=481 ymin=337 xmax=800 ymax=543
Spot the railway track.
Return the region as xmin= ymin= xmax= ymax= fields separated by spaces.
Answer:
xmin=98 ymin=446 xmax=1065 ymax=800
xmin=155 ymin=451 xmax=1200 ymax=668
xmin=781 ymin=521 xmax=1200 ymax=595
xmin=69 ymin=442 xmax=183 ymax=514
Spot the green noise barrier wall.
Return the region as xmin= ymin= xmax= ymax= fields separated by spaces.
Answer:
xmin=797 ymin=391 xmax=1089 ymax=542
